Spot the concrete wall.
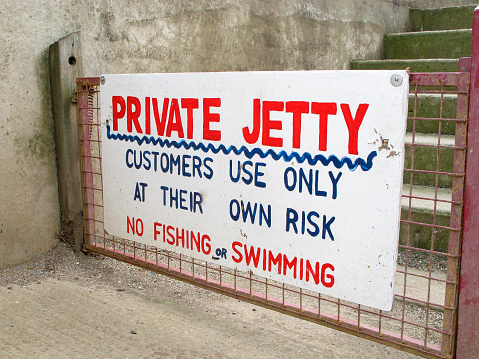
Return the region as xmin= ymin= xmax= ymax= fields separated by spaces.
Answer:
xmin=0 ymin=0 xmax=410 ymax=269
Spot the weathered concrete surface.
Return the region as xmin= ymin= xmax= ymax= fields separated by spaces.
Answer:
xmin=0 ymin=2 xmax=63 ymax=268
xmin=0 ymin=0 xmax=411 ymax=268
xmin=0 ymin=279 xmax=422 ymax=358
xmin=0 ymin=244 xmax=426 ymax=358
xmin=83 ymin=0 xmax=410 ymax=74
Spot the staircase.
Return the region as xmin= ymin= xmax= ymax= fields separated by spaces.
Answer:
xmin=352 ymin=5 xmax=473 ymax=72
xmin=352 ymin=5 xmax=475 ymax=252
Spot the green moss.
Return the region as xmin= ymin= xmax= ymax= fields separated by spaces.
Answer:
xmin=400 ymin=208 xmax=450 ymax=253
xmin=26 ymin=123 xmax=56 ymax=162
xmin=407 ymin=8 xmax=424 ymax=32
xmin=350 ymin=59 xmax=459 ymax=72
xmin=403 ymin=145 xmax=454 ymax=188
xmin=407 ymin=94 xmax=457 ymax=135
xmin=407 ymin=5 xmax=475 ymax=32
xmin=15 ymin=49 xmax=57 ymax=184
xmin=384 ymin=29 xmax=472 ymax=60
xmin=422 ymin=5 xmax=475 ymax=31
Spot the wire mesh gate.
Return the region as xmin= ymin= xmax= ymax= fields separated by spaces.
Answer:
xmin=76 ymin=68 xmax=470 ymax=358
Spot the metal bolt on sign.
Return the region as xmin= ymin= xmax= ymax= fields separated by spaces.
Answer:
xmin=390 ymin=74 xmax=403 ymax=86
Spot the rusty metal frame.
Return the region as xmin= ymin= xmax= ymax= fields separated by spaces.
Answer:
xmin=455 ymin=8 xmax=479 ymax=359
xmin=77 ymin=67 xmax=473 ymax=358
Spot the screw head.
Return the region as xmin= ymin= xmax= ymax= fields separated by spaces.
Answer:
xmin=100 ymin=76 xmax=106 ymax=85
xmin=390 ymin=74 xmax=403 ymax=87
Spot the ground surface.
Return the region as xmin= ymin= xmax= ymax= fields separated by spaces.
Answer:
xmin=0 ymin=243 xmax=421 ymax=358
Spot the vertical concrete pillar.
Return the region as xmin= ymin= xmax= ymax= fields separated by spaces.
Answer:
xmin=49 ymin=32 xmax=84 ymax=252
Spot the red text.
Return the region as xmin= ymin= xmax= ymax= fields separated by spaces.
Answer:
xmin=154 ymin=222 xmax=211 ymax=255
xmin=112 ymin=96 xmax=221 ymax=141
xmin=231 ymin=241 xmax=335 ymax=288
xmin=242 ymin=100 xmax=369 ymax=155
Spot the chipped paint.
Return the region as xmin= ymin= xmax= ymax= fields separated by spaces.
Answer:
xmin=370 ymin=128 xmax=401 ymax=158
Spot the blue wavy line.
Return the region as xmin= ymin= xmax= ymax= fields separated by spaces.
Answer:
xmin=106 ymin=125 xmax=376 ymax=171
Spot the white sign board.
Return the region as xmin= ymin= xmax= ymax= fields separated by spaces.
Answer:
xmin=100 ymin=71 xmax=409 ymax=311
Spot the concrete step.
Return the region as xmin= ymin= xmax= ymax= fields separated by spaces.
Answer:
xmin=384 ymin=29 xmax=472 ymax=60
xmin=350 ymin=58 xmax=459 ymax=72
xmin=408 ymin=94 xmax=457 ymax=135
xmin=403 ymin=133 xmax=455 ymax=189
xmin=400 ymin=186 xmax=452 ymax=252
xmin=408 ymin=5 xmax=475 ymax=32
xmin=405 ymin=133 xmax=455 ymax=147
xmin=402 ymin=184 xmax=452 ymax=213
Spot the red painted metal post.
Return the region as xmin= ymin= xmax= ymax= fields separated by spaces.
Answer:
xmin=441 ymin=69 xmax=469 ymax=356
xmin=456 ymin=6 xmax=479 ymax=358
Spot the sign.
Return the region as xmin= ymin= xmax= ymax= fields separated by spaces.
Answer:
xmin=100 ymin=71 xmax=409 ymax=310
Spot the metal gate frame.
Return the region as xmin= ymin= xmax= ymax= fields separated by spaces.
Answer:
xmin=455 ymin=8 xmax=479 ymax=359
xmin=76 ymin=12 xmax=479 ymax=358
